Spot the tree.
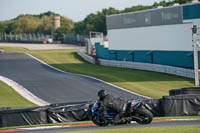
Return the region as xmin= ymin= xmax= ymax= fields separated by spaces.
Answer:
xmin=54 ymin=27 xmax=66 ymax=41
xmin=36 ymin=16 xmax=53 ymax=34
xmin=0 ymin=21 xmax=6 ymax=35
xmin=33 ymin=11 xmax=59 ymax=18
xmin=74 ymin=7 xmax=120 ymax=35
xmin=54 ymin=16 xmax=75 ymax=41
xmin=12 ymin=15 xmax=40 ymax=34
xmin=173 ymin=0 xmax=193 ymax=4
xmin=74 ymin=21 xmax=85 ymax=34
xmin=60 ymin=16 xmax=74 ymax=32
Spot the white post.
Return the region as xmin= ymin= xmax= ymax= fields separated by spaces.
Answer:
xmin=192 ymin=25 xmax=199 ymax=87
xmin=4 ymin=33 xmax=7 ymax=40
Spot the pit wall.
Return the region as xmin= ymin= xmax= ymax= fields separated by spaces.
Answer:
xmin=77 ymin=48 xmax=196 ymax=79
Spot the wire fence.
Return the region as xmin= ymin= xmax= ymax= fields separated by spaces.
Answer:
xmin=0 ymin=33 xmax=51 ymax=43
xmin=63 ymin=34 xmax=89 ymax=46
xmin=0 ymin=33 xmax=88 ymax=45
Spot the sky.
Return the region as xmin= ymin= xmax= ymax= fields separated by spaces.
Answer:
xmin=0 ymin=0 xmax=164 ymax=22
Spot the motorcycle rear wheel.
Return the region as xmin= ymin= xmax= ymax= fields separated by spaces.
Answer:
xmin=92 ymin=116 xmax=109 ymax=127
xmin=134 ymin=106 xmax=153 ymax=124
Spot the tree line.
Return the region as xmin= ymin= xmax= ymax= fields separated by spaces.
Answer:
xmin=0 ymin=0 xmax=196 ymax=41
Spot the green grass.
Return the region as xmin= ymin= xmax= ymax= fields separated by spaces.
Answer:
xmin=0 ymin=46 xmax=194 ymax=98
xmin=1 ymin=116 xmax=200 ymax=130
xmin=0 ymin=80 xmax=35 ymax=108
xmin=62 ymin=126 xmax=200 ymax=133
xmin=154 ymin=115 xmax=200 ymax=120
xmin=0 ymin=121 xmax=92 ymax=130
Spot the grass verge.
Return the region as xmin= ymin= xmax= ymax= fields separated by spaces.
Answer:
xmin=0 ymin=121 xmax=92 ymax=130
xmin=62 ymin=126 xmax=200 ymax=133
xmin=0 ymin=80 xmax=35 ymax=108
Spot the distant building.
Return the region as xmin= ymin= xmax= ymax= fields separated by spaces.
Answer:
xmin=95 ymin=2 xmax=200 ymax=68
xmin=106 ymin=2 xmax=200 ymax=51
xmin=53 ymin=16 xmax=61 ymax=32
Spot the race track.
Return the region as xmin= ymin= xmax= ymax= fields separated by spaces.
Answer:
xmin=5 ymin=119 xmax=200 ymax=133
xmin=0 ymin=52 xmax=147 ymax=104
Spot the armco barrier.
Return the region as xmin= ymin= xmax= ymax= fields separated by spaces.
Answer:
xmin=77 ymin=49 xmax=95 ymax=64
xmin=77 ymin=49 xmax=196 ymax=79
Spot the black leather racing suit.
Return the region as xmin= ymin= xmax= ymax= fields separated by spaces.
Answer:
xmin=98 ymin=94 xmax=131 ymax=125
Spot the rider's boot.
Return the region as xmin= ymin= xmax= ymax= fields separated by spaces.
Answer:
xmin=131 ymin=116 xmax=143 ymax=122
xmin=112 ymin=117 xmax=132 ymax=125
xmin=125 ymin=117 xmax=132 ymax=124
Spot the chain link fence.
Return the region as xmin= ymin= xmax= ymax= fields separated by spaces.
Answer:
xmin=0 ymin=33 xmax=52 ymax=43
xmin=63 ymin=34 xmax=89 ymax=46
xmin=0 ymin=33 xmax=88 ymax=45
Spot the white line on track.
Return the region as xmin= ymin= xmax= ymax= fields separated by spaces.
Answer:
xmin=0 ymin=75 xmax=49 ymax=106
xmin=26 ymin=53 xmax=151 ymax=99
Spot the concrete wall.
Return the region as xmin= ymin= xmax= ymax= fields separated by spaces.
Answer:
xmin=77 ymin=49 xmax=195 ymax=79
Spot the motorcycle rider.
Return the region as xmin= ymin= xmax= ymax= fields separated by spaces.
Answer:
xmin=97 ymin=89 xmax=132 ymax=125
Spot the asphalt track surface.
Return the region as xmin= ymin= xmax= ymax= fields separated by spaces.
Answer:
xmin=0 ymin=52 xmax=147 ymax=104
xmin=5 ymin=119 xmax=200 ymax=133
xmin=0 ymin=52 xmax=199 ymax=133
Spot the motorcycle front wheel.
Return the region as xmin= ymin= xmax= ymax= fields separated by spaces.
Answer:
xmin=134 ymin=106 xmax=153 ymax=124
xmin=92 ymin=116 xmax=109 ymax=127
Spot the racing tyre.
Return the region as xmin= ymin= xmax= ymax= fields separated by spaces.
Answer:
xmin=134 ymin=106 xmax=153 ymax=124
xmin=92 ymin=116 xmax=109 ymax=126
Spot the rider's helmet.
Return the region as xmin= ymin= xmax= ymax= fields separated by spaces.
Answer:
xmin=98 ymin=89 xmax=109 ymax=100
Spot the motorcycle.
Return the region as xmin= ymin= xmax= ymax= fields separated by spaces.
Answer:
xmin=91 ymin=99 xmax=153 ymax=126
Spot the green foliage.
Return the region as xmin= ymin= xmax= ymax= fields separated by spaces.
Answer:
xmin=0 ymin=21 xmax=6 ymax=35
xmin=74 ymin=7 xmax=119 ymax=35
xmin=54 ymin=27 xmax=68 ymax=41
xmin=0 ymin=0 xmax=198 ymax=36
xmin=54 ymin=16 xmax=74 ymax=41
xmin=174 ymin=0 xmax=193 ymax=4
xmin=12 ymin=15 xmax=40 ymax=34
xmin=61 ymin=16 xmax=74 ymax=31
xmin=36 ymin=16 xmax=53 ymax=34
xmin=63 ymin=126 xmax=200 ymax=133
xmin=122 ymin=5 xmax=153 ymax=13
xmin=33 ymin=11 xmax=59 ymax=18
xmin=1 ymin=11 xmax=74 ymax=35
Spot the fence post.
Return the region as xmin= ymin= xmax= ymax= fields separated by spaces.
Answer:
xmin=192 ymin=25 xmax=199 ymax=87
xmin=15 ymin=34 xmax=18 ymax=40
xmin=4 ymin=33 xmax=7 ymax=40
xmin=20 ymin=34 xmax=22 ymax=40
xmin=10 ymin=33 xmax=12 ymax=40
xmin=25 ymin=33 xmax=27 ymax=41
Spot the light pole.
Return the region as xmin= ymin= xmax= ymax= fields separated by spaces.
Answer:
xmin=192 ymin=25 xmax=199 ymax=87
